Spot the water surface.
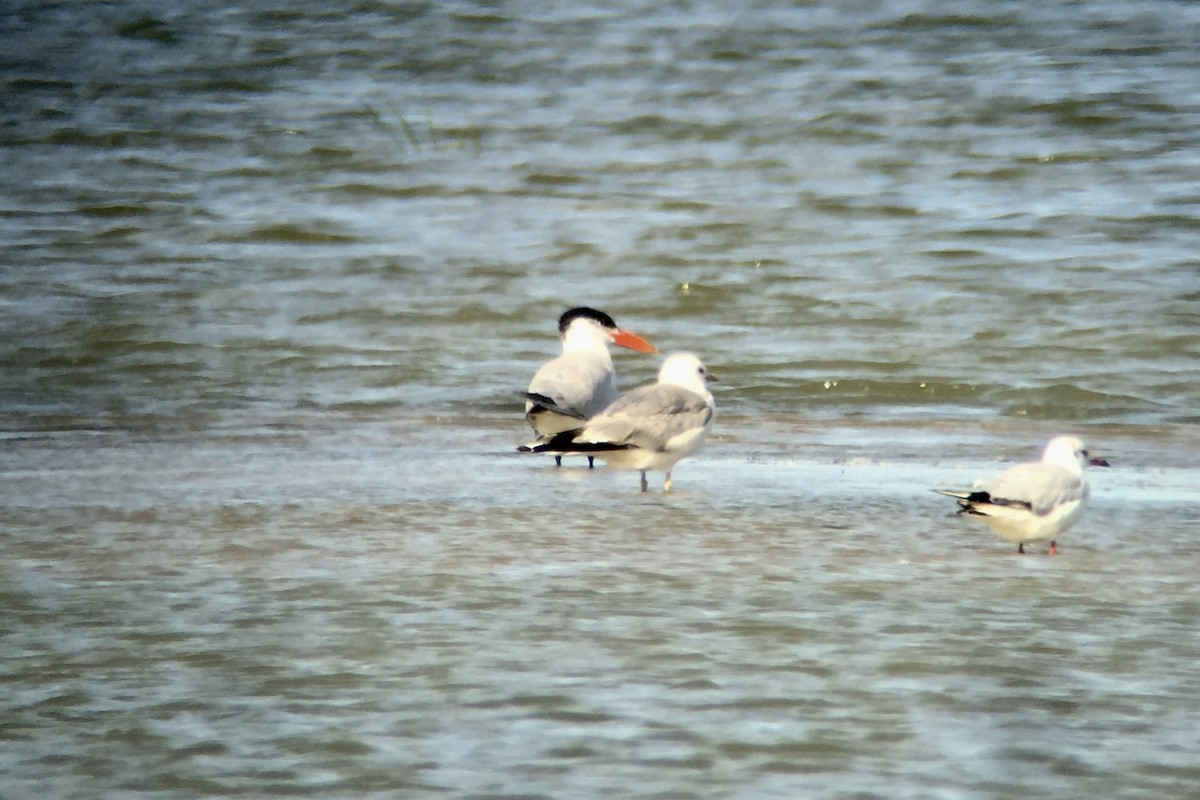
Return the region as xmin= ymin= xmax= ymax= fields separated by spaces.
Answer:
xmin=2 ymin=1 xmax=1199 ymax=798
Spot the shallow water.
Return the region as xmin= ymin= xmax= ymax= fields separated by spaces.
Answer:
xmin=3 ymin=415 xmax=1199 ymax=798
xmin=3 ymin=1 xmax=1200 ymax=798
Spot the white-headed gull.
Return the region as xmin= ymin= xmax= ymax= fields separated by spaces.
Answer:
xmin=934 ymin=434 xmax=1110 ymax=554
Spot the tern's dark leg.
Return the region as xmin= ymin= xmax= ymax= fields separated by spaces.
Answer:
xmin=1047 ymin=541 xmax=1058 ymax=555
xmin=640 ymin=471 xmax=648 ymax=492
xmin=554 ymin=455 xmax=562 ymax=467
xmin=588 ymin=456 xmax=595 ymax=469
xmin=1017 ymin=543 xmax=1026 ymax=554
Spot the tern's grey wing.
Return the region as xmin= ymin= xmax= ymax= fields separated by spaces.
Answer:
xmin=983 ymin=462 xmax=1088 ymax=516
xmin=527 ymin=353 xmax=616 ymax=418
xmin=579 ymin=384 xmax=712 ymax=450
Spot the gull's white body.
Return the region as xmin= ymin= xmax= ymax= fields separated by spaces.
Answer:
xmin=935 ymin=435 xmax=1104 ymax=552
xmin=570 ymin=353 xmax=715 ymax=492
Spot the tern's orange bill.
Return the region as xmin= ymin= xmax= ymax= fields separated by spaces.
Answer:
xmin=610 ymin=329 xmax=658 ymax=353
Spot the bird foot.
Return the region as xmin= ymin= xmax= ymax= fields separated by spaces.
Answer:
xmin=1047 ymin=541 xmax=1058 ymax=555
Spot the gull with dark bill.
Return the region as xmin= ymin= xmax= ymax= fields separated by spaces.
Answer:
xmin=520 ymin=307 xmax=657 ymax=467
xmin=520 ymin=352 xmax=716 ymax=492
xmin=934 ymin=435 xmax=1110 ymax=554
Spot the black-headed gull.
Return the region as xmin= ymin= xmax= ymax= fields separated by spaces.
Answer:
xmin=520 ymin=352 xmax=716 ymax=492
xmin=520 ymin=307 xmax=657 ymax=467
xmin=934 ymin=435 xmax=1110 ymax=554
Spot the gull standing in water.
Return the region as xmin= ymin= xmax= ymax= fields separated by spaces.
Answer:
xmin=521 ymin=352 xmax=716 ymax=493
xmin=934 ymin=435 xmax=1110 ymax=554
xmin=520 ymin=307 xmax=657 ymax=467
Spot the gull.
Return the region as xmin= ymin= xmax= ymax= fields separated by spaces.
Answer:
xmin=520 ymin=307 xmax=657 ymax=467
xmin=520 ymin=352 xmax=716 ymax=492
xmin=934 ymin=435 xmax=1110 ymax=554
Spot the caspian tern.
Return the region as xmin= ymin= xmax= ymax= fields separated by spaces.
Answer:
xmin=521 ymin=352 xmax=716 ymax=493
xmin=520 ymin=307 xmax=657 ymax=467
xmin=934 ymin=435 xmax=1110 ymax=554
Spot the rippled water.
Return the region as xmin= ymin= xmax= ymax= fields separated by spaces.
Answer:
xmin=3 ymin=1 xmax=1200 ymax=797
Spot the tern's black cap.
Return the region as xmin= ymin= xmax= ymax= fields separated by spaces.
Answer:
xmin=558 ymin=307 xmax=618 ymax=334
